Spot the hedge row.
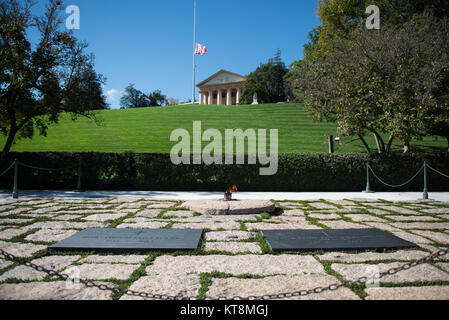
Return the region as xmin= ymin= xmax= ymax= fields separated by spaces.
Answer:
xmin=0 ymin=152 xmax=448 ymax=192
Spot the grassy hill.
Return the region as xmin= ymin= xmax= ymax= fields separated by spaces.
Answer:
xmin=1 ymin=103 xmax=446 ymax=154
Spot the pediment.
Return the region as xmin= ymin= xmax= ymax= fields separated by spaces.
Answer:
xmin=197 ymin=70 xmax=246 ymax=87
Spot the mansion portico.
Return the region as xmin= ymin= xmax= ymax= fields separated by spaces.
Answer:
xmin=197 ymin=70 xmax=246 ymax=105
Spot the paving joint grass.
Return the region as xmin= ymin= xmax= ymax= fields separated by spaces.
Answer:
xmin=317 ymin=258 xmax=367 ymax=299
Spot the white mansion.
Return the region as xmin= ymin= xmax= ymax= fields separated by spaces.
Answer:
xmin=197 ymin=70 xmax=246 ymax=105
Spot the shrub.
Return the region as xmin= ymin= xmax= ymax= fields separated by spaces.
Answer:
xmin=0 ymin=152 xmax=448 ymax=192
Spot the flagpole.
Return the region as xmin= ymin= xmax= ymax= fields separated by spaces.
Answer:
xmin=192 ymin=0 xmax=196 ymax=103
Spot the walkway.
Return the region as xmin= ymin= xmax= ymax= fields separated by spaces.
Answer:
xmin=0 ymin=190 xmax=448 ymax=202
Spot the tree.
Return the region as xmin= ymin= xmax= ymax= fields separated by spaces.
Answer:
xmin=429 ymin=122 xmax=449 ymax=152
xmin=166 ymin=98 xmax=179 ymax=106
xmin=288 ymin=0 xmax=449 ymax=153
xmin=304 ymin=0 xmax=449 ymax=62
xmin=284 ymin=59 xmax=307 ymax=103
xmin=290 ymin=15 xmax=449 ymax=153
xmin=148 ymin=90 xmax=167 ymax=107
xmin=120 ymin=84 xmax=150 ymax=108
xmin=240 ymin=50 xmax=289 ymax=105
xmin=290 ymin=0 xmax=449 ymax=94
xmin=0 ymin=0 xmax=107 ymax=153
xmin=120 ymin=85 xmax=166 ymax=108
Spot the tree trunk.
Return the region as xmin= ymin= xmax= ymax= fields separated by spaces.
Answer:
xmin=2 ymin=129 xmax=17 ymax=154
xmin=403 ymin=140 xmax=411 ymax=153
xmin=386 ymin=135 xmax=395 ymax=153
xmin=373 ymin=132 xmax=385 ymax=153
xmin=328 ymin=136 xmax=334 ymax=154
xmin=358 ymin=134 xmax=371 ymax=153
xmin=445 ymin=136 xmax=449 ymax=153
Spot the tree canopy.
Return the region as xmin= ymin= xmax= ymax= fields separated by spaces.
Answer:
xmin=289 ymin=14 xmax=449 ymax=153
xmin=0 ymin=0 xmax=107 ymax=153
xmin=148 ymin=90 xmax=167 ymax=107
xmin=287 ymin=0 xmax=449 ymax=153
xmin=240 ymin=50 xmax=289 ymax=105
xmin=120 ymin=85 xmax=167 ymax=108
xmin=120 ymin=84 xmax=150 ymax=109
xmin=304 ymin=0 xmax=449 ymax=62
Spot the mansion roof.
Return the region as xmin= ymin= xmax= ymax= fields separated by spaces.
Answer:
xmin=196 ymin=70 xmax=246 ymax=88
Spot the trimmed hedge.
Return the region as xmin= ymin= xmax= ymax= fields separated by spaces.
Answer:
xmin=0 ymin=152 xmax=448 ymax=192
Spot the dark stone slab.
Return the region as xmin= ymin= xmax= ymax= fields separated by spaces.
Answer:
xmin=50 ymin=228 xmax=203 ymax=253
xmin=261 ymin=229 xmax=418 ymax=252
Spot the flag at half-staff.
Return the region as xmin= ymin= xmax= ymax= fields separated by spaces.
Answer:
xmin=195 ymin=43 xmax=208 ymax=56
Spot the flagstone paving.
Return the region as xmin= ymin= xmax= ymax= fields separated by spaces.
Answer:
xmin=0 ymin=281 xmax=115 ymax=300
xmin=363 ymin=222 xmax=402 ymax=233
xmin=79 ymin=255 xmax=147 ymax=264
xmin=0 ymin=255 xmax=80 ymax=281
xmin=147 ymin=255 xmax=325 ymax=276
xmin=410 ymin=230 xmax=449 ymax=244
xmin=343 ymin=214 xmax=388 ymax=222
xmin=0 ymin=228 xmax=29 ymax=240
xmin=390 ymin=231 xmax=434 ymax=244
xmin=307 ymin=213 xmax=341 ymax=220
xmin=317 ymin=250 xmax=430 ymax=263
xmin=319 ymin=220 xmax=371 ymax=229
xmin=25 ymin=229 xmax=79 ymax=243
xmin=205 ymin=230 xmax=257 ymax=241
xmin=0 ymin=259 xmax=13 ymax=270
xmin=206 ymin=275 xmax=360 ymax=300
xmin=0 ymin=198 xmax=448 ymax=300
xmin=64 ymin=264 xmax=139 ymax=281
xmin=120 ymin=274 xmax=201 ymax=300
xmin=365 ymin=286 xmax=449 ymax=300
xmin=332 ymin=262 xmax=449 ymax=283
xmin=387 ymin=215 xmax=442 ymax=222
xmin=204 ymin=242 xmax=262 ymax=254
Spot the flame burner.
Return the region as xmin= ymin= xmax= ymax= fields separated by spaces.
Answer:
xmin=225 ymin=185 xmax=238 ymax=201
xmin=184 ymin=185 xmax=275 ymax=216
xmin=183 ymin=199 xmax=276 ymax=216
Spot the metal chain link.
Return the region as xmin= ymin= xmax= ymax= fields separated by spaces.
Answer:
xmin=0 ymin=248 xmax=187 ymax=300
xmin=1 ymin=247 xmax=448 ymax=300
xmin=0 ymin=162 xmax=15 ymax=178
xmin=18 ymin=161 xmax=72 ymax=172
xmin=426 ymin=164 xmax=449 ymax=179
xmin=368 ymin=164 xmax=424 ymax=188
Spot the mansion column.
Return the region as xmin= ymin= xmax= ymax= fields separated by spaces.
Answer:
xmin=199 ymin=93 xmax=203 ymax=104
xmin=208 ymin=91 xmax=213 ymax=104
xmin=236 ymin=88 xmax=242 ymax=105
xmin=217 ymin=89 xmax=223 ymax=105
xmin=226 ymin=88 xmax=232 ymax=106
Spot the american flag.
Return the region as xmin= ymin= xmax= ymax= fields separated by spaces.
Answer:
xmin=194 ymin=43 xmax=207 ymax=56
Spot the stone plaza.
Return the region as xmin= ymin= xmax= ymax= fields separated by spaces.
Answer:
xmin=0 ymin=197 xmax=449 ymax=300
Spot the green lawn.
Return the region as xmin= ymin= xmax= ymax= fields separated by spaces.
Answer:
xmin=1 ymin=103 xmax=446 ymax=153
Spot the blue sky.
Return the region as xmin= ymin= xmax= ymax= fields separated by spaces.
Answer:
xmin=30 ymin=0 xmax=321 ymax=108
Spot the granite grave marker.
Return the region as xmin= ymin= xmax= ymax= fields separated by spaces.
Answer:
xmin=262 ymin=229 xmax=418 ymax=252
xmin=50 ymin=228 xmax=203 ymax=253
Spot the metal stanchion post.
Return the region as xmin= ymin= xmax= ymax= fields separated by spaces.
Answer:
xmin=12 ymin=159 xmax=18 ymax=199
xmin=422 ymin=162 xmax=429 ymax=200
xmin=362 ymin=163 xmax=375 ymax=193
xmin=77 ymin=157 xmax=84 ymax=192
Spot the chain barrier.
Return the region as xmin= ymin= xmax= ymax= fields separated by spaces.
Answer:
xmin=0 ymin=162 xmax=15 ymax=178
xmin=426 ymin=164 xmax=449 ymax=179
xmin=1 ymin=247 xmax=448 ymax=300
xmin=368 ymin=164 xmax=424 ymax=188
xmin=0 ymin=161 xmax=74 ymax=175
xmin=17 ymin=161 xmax=72 ymax=172
xmin=1 ymin=160 xmax=81 ymax=198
